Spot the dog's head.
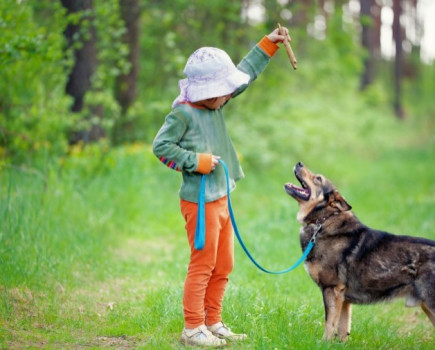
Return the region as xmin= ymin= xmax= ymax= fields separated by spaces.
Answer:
xmin=284 ymin=162 xmax=352 ymax=223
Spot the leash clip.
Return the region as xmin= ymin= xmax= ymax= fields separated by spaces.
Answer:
xmin=310 ymin=224 xmax=322 ymax=244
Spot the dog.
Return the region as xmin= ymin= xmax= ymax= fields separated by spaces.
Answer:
xmin=284 ymin=162 xmax=435 ymax=341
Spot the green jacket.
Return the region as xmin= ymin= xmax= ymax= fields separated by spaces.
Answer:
xmin=153 ymin=38 xmax=278 ymax=203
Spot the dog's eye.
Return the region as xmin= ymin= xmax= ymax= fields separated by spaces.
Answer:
xmin=315 ymin=176 xmax=322 ymax=183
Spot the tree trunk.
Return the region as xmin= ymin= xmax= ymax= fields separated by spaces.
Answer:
xmin=113 ymin=0 xmax=140 ymax=144
xmin=360 ymin=0 xmax=374 ymax=90
xmin=61 ymin=0 xmax=105 ymax=143
xmin=372 ymin=0 xmax=381 ymax=57
xmin=291 ymin=0 xmax=310 ymax=28
xmin=392 ymin=0 xmax=405 ymax=119
xmin=115 ymin=0 xmax=140 ymax=115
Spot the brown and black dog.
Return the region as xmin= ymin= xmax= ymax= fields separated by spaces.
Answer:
xmin=285 ymin=162 xmax=435 ymax=341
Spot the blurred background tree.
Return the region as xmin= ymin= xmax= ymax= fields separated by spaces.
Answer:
xmin=61 ymin=0 xmax=104 ymax=142
xmin=0 ymin=0 xmax=434 ymax=165
xmin=360 ymin=0 xmax=375 ymax=90
xmin=113 ymin=0 xmax=140 ymax=144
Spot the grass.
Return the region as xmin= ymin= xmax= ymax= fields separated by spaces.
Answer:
xmin=1 ymin=81 xmax=434 ymax=348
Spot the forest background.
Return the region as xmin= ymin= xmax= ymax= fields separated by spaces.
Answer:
xmin=1 ymin=0 xmax=434 ymax=348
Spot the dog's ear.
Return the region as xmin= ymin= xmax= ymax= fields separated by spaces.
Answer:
xmin=330 ymin=191 xmax=352 ymax=212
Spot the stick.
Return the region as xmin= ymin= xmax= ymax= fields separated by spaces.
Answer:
xmin=278 ymin=23 xmax=297 ymax=70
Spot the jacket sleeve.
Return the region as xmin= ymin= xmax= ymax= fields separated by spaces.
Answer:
xmin=232 ymin=36 xmax=279 ymax=99
xmin=152 ymin=113 xmax=212 ymax=174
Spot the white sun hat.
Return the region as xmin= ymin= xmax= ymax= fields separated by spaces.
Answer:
xmin=172 ymin=47 xmax=250 ymax=107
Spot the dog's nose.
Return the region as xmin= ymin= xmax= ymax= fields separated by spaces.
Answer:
xmin=296 ymin=162 xmax=303 ymax=168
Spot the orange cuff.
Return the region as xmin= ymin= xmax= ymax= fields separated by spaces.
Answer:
xmin=258 ymin=36 xmax=280 ymax=57
xmin=196 ymin=153 xmax=212 ymax=174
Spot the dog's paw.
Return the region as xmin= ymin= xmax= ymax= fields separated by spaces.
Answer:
xmin=322 ymin=332 xmax=336 ymax=341
xmin=338 ymin=332 xmax=350 ymax=342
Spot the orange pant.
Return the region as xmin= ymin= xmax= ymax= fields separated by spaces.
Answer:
xmin=180 ymin=196 xmax=234 ymax=328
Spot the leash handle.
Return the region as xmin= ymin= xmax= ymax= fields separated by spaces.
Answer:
xmin=194 ymin=174 xmax=206 ymax=250
xmin=195 ymin=159 xmax=314 ymax=274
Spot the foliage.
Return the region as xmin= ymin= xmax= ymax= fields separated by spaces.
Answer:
xmin=1 ymin=1 xmax=434 ymax=166
xmin=90 ymin=0 xmax=130 ymax=137
xmin=0 ymin=0 xmax=73 ymax=164
xmin=0 ymin=0 xmax=130 ymax=164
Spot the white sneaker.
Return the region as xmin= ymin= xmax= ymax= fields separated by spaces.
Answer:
xmin=208 ymin=322 xmax=247 ymax=341
xmin=181 ymin=325 xmax=227 ymax=347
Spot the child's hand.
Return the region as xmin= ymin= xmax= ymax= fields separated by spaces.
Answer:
xmin=267 ymin=26 xmax=291 ymax=44
xmin=211 ymin=155 xmax=221 ymax=171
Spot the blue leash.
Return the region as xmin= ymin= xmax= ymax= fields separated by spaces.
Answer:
xmin=194 ymin=159 xmax=317 ymax=275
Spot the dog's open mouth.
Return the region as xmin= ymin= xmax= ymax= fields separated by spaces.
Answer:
xmin=285 ymin=173 xmax=311 ymax=201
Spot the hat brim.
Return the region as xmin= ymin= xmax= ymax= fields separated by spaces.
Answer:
xmin=186 ymin=69 xmax=250 ymax=103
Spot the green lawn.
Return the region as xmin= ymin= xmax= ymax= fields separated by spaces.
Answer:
xmin=1 ymin=89 xmax=434 ymax=348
